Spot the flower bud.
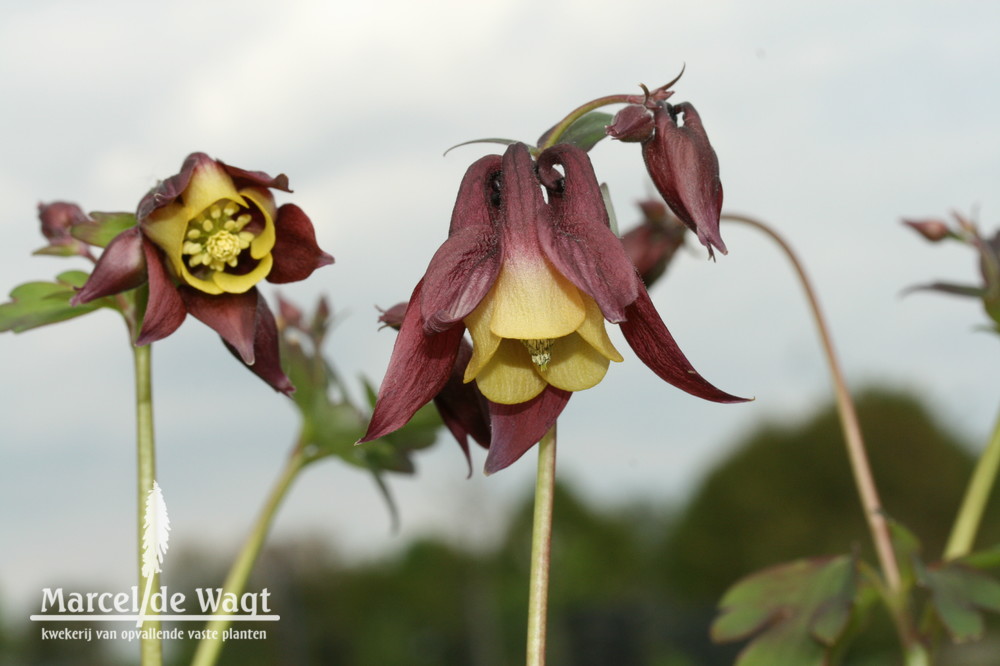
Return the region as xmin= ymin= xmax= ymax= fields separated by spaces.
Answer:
xmin=903 ymin=218 xmax=952 ymax=242
xmin=35 ymin=202 xmax=91 ymax=256
xmin=606 ymin=104 xmax=654 ymax=143
xmin=377 ymin=302 xmax=408 ymax=330
xmin=641 ymin=102 xmax=726 ymax=257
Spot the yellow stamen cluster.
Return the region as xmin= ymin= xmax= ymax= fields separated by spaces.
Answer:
xmin=182 ymin=200 xmax=255 ymax=273
xmin=522 ymin=339 xmax=554 ymax=370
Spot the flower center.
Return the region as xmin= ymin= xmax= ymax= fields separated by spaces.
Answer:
xmin=182 ymin=200 xmax=255 ymax=272
xmin=521 ymin=338 xmax=554 ymax=370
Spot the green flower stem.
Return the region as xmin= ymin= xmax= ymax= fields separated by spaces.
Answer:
xmin=944 ymin=406 xmax=1000 ymax=559
xmin=133 ymin=343 xmax=161 ymax=666
xmin=526 ymin=424 xmax=557 ymax=666
xmin=191 ymin=446 xmax=306 ymax=666
xmin=721 ymin=214 xmax=902 ymax=592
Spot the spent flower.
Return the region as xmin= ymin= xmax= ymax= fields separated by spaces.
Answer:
xmin=72 ymin=153 xmax=333 ymax=393
xmin=361 ymin=142 xmax=744 ymax=473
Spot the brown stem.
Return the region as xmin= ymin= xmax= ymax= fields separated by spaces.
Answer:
xmin=721 ymin=213 xmax=901 ymax=592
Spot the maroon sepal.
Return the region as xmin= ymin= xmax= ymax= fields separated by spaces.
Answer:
xmin=70 ymin=227 xmax=147 ymax=305
xmin=267 ymin=204 xmax=334 ymax=283
xmin=183 ymin=288 xmax=259 ymax=364
xmin=222 ymin=296 xmax=294 ymax=395
xmin=536 ymin=144 xmax=639 ymax=323
xmin=433 ymin=339 xmax=492 ymax=477
xmin=642 ymin=102 xmax=725 ymax=258
xmin=219 ymin=161 xmax=291 ymax=193
xmin=360 ymin=280 xmax=464 ymax=443
xmin=135 ymin=240 xmax=186 ymax=345
xmin=619 ymin=283 xmax=746 ymax=403
xmin=484 ymin=386 xmax=571 ymax=474
xmin=137 ymin=153 xmax=210 ymax=220
xmin=421 ymin=155 xmax=503 ymax=333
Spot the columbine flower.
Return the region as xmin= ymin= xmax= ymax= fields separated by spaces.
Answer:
xmin=72 ymin=153 xmax=332 ymax=393
xmin=361 ymin=142 xmax=743 ymax=473
xmin=608 ymin=97 xmax=725 ymax=257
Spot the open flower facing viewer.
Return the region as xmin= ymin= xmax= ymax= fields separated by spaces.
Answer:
xmin=361 ymin=142 xmax=744 ymax=473
xmin=71 ymin=153 xmax=333 ymax=393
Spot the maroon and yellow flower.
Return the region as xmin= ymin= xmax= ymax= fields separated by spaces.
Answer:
xmin=361 ymin=142 xmax=743 ymax=473
xmin=72 ymin=153 xmax=332 ymax=393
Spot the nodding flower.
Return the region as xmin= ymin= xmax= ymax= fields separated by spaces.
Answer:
xmin=361 ymin=142 xmax=744 ymax=473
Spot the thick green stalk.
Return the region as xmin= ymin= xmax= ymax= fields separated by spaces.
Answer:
xmin=191 ymin=447 xmax=306 ymax=666
xmin=526 ymin=425 xmax=557 ymax=666
xmin=133 ymin=343 xmax=161 ymax=666
xmin=944 ymin=407 xmax=1000 ymax=559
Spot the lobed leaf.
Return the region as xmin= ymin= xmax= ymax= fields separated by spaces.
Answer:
xmin=712 ymin=554 xmax=860 ymax=666
xmin=0 ymin=278 xmax=103 ymax=333
xmin=918 ymin=559 xmax=1000 ymax=643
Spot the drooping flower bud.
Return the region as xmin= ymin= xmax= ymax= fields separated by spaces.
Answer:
xmin=903 ymin=218 xmax=952 ymax=242
xmin=641 ymin=102 xmax=725 ymax=258
xmin=35 ymin=202 xmax=91 ymax=257
xmin=606 ymin=104 xmax=654 ymax=143
xmin=377 ymin=302 xmax=408 ymax=330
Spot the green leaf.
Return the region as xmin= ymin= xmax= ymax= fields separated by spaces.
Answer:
xmin=711 ymin=554 xmax=860 ymax=666
xmin=280 ymin=325 xmax=443 ymax=475
xmin=71 ymin=211 xmax=136 ymax=248
xmin=554 ymin=111 xmax=614 ymax=151
xmin=0 ymin=278 xmax=103 ymax=333
xmin=361 ymin=402 xmax=441 ymax=474
xmin=56 ymin=270 xmax=92 ymax=288
xmin=961 ymin=543 xmax=1000 ymax=570
xmin=32 ymin=244 xmax=80 ymax=257
xmin=904 ymin=282 xmax=985 ymax=300
xmin=918 ymin=559 xmax=1000 ymax=642
xmin=889 ymin=519 xmax=922 ymax=590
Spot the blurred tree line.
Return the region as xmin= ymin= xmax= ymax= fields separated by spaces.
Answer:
xmin=6 ymin=388 xmax=999 ymax=665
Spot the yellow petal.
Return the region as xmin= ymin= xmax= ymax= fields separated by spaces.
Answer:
xmin=464 ymin=290 xmax=502 ymax=382
xmin=489 ymin=255 xmax=585 ymax=340
xmin=143 ymin=202 xmax=190 ymax=277
xmin=474 ymin=338 xmax=548 ymax=404
xmin=575 ymin=295 xmax=624 ymax=362
xmin=542 ymin=332 xmax=612 ymax=392
xmin=212 ymin=254 xmax=274 ymax=294
xmin=183 ymin=160 xmax=244 ymax=219
xmin=239 ymin=186 xmax=277 ymax=260
xmin=179 ymin=270 xmax=224 ymax=295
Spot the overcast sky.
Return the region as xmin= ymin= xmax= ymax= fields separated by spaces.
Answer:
xmin=2 ymin=0 xmax=999 ymax=617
